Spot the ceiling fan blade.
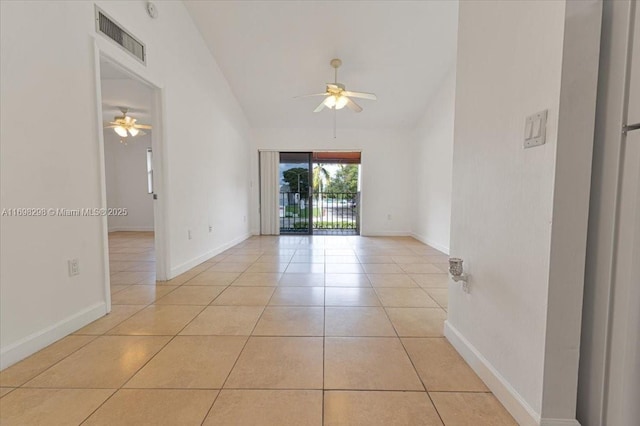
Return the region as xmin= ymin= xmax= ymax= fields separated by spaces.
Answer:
xmin=342 ymin=90 xmax=377 ymax=101
xmin=294 ymin=93 xmax=328 ymax=99
xmin=104 ymin=125 xmax=118 ymax=129
xmin=345 ymin=97 xmax=363 ymax=113
xmin=135 ymin=124 xmax=152 ymax=130
xmin=313 ymin=99 xmax=327 ymax=112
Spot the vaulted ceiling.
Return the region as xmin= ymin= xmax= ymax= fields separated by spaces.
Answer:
xmin=184 ymin=1 xmax=458 ymax=130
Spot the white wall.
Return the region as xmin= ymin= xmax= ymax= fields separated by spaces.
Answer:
xmin=0 ymin=0 xmax=252 ymax=368
xmin=104 ymin=131 xmax=154 ymax=232
xmin=446 ymin=1 xmax=601 ymax=425
xmin=411 ymin=67 xmax=456 ymax=253
xmin=250 ymin=128 xmax=414 ymax=236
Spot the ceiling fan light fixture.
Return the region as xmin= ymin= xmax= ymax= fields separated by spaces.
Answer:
xmin=114 ymin=126 xmax=128 ymax=138
xmin=334 ymin=95 xmax=348 ymax=110
xmin=324 ymin=95 xmax=337 ymax=108
xmin=128 ymin=127 xmax=140 ymax=137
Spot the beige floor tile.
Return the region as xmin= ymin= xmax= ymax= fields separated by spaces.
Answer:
xmin=367 ymin=274 xmax=418 ymax=288
xmin=409 ymin=273 xmax=449 ymax=288
xmin=430 ymin=392 xmax=517 ymax=426
xmin=426 ymin=288 xmax=448 ymax=309
xmin=256 ymin=255 xmax=293 ymax=264
xmin=0 ymin=336 xmax=96 ymax=387
xmin=125 ymin=336 xmax=247 ymax=389
xmin=185 ymin=271 xmax=241 ymax=286
xmin=180 ymin=306 xmax=264 ymax=335
xmin=356 ymin=255 xmax=395 ymax=264
xmin=325 ymin=273 xmax=371 ymax=287
xmin=325 ymin=256 xmax=360 ymax=264
xmin=225 ymin=337 xmax=323 ymax=389
xmin=123 ymin=261 xmax=156 ymax=272
xmin=290 ymin=255 xmax=325 ymax=264
xmin=285 ymin=263 xmax=325 ymax=273
xmin=253 ymin=307 xmax=324 ymax=336
xmin=326 ymin=264 xmax=364 ymax=274
xmin=325 ymin=288 xmax=380 ymax=306
xmin=0 ymin=387 xmax=14 ymax=398
xmin=386 ymin=308 xmax=447 ymax=337
xmin=362 ymin=263 xmax=405 ymax=274
xmin=399 ymin=263 xmax=443 ymax=274
xmin=375 ymin=288 xmax=440 ymax=307
xmin=23 ymin=336 xmax=170 ymax=388
xmin=84 ymin=389 xmax=218 ymax=426
xmin=232 ymin=272 xmax=282 ymax=286
xmin=0 ymin=388 xmax=115 ymax=426
xmin=107 ymin=305 xmax=203 ymax=335
xmin=403 ymin=338 xmax=488 ymax=391
xmin=325 ymin=307 xmax=396 ymax=337
xmin=279 ymin=273 xmax=325 ymax=286
xmin=208 ymin=262 xmax=252 ymax=272
xmin=223 ymin=254 xmax=261 ymax=263
xmin=110 ymin=284 xmax=131 ymax=295
xmin=212 ymin=287 xmax=275 ymax=306
xmin=324 ymin=337 xmax=423 ymax=390
xmin=203 ymin=389 xmax=322 ymax=426
xmin=110 ymin=271 xmax=155 ymax=285
xmin=111 ymin=285 xmax=177 ymax=305
xmin=391 ymin=255 xmax=431 ymax=264
xmin=269 ymin=287 xmax=324 ymax=306
xmin=75 ymin=305 xmax=146 ymax=335
xmin=154 ymin=286 xmax=225 ymax=305
xmin=246 ymin=263 xmax=289 ymax=273
xmin=324 ymin=391 xmax=443 ymax=426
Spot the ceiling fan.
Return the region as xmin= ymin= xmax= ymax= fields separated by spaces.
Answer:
xmin=104 ymin=107 xmax=151 ymax=140
xmin=296 ymin=58 xmax=377 ymax=113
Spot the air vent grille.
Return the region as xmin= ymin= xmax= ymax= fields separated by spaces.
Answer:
xmin=95 ymin=7 xmax=145 ymax=64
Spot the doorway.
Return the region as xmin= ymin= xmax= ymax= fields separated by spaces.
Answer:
xmin=278 ymin=151 xmax=361 ymax=235
xmin=96 ymin=54 xmax=166 ymax=306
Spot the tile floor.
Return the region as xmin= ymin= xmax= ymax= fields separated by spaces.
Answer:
xmin=0 ymin=232 xmax=517 ymax=425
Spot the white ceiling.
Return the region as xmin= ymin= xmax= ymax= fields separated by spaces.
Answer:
xmin=184 ymin=1 xmax=458 ymax=130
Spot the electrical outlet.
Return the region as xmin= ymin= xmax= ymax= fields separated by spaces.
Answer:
xmin=68 ymin=259 xmax=79 ymax=276
xmin=209 ymin=226 xmax=213 ymax=233
xmin=187 ymin=229 xmax=192 ymax=240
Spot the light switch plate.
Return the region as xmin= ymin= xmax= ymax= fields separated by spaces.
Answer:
xmin=524 ymin=110 xmax=548 ymax=149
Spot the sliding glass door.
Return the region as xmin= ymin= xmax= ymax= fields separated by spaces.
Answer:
xmin=279 ymin=152 xmax=312 ymax=234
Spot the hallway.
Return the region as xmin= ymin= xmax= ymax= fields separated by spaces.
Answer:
xmin=0 ymin=234 xmax=515 ymax=425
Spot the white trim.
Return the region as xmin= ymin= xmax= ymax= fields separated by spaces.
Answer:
xmin=410 ymin=232 xmax=450 ymax=254
xmin=0 ymin=302 xmax=106 ymax=370
xmin=168 ymin=233 xmax=252 ymax=279
xmin=444 ymin=321 xmax=542 ymax=426
xmin=540 ymin=419 xmax=581 ymax=426
xmin=94 ymin=37 xmax=170 ymax=288
xmin=108 ymin=226 xmax=155 ymax=232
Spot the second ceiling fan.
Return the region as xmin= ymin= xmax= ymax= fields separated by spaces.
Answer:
xmin=296 ymin=58 xmax=377 ymax=113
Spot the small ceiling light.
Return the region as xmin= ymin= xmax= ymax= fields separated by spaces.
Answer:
xmin=114 ymin=126 xmax=128 ymax=138
xmin=334 ymin=95 xmax=348 ymax=110
xmin=324 ymin=95 xmax=337 ymax=108
xmin=128 ymin=127 xmax=140 ymax=137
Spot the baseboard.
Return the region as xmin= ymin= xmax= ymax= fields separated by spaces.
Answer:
xmin=0 ymin=302 xmax=107 ymax=370
xmin=540 ymin=419 xmax=581 ymax=426
xmin=410 ymin=232 xmax=450 ymax=254
xmin=444 ymin=321 xmax=542 ymax=426
xmin=168 ymin=233 xmax=252 ymax=279
xmin=108 ymin=226 xmax=155 ymax=232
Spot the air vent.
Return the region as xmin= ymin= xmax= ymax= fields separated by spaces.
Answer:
xmin=95 ymin=7 xmax=146 ymax=64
